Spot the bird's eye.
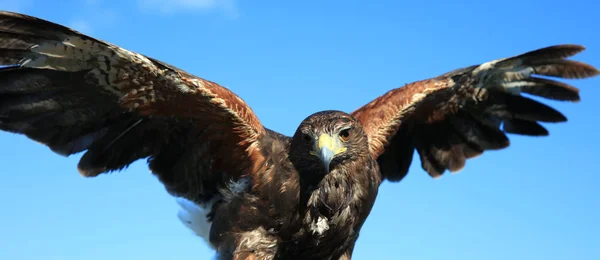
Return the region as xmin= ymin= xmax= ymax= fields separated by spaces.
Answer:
xmin=339 ymin=129 xmax=351 ymax=142
xmin=302 ymin=133 xmax=313 ymax=143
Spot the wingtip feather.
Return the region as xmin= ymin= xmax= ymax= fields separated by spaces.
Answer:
xmin=516 ymin=44 xmax=587 ymax=62
xmin=77 ymin=164 xmax=105 ymax=177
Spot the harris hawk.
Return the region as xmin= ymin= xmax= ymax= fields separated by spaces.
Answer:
xmin=0 ymin=11 xmax=598 ymax=260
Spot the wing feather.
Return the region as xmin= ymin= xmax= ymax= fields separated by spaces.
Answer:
xmin=0 ymin=11 xmax=267 ymax=203
xmin=352 ymin=44 xmax=598 ymax=180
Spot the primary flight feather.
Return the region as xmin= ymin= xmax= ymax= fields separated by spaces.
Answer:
xmin=0 ymin=11 xmax=597 ymax=260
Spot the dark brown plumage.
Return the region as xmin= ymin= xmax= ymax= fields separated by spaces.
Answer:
xmin=0 ymin=11 xmax=598 ymax=260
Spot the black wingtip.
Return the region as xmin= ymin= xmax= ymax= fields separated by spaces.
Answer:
xmin=517 ymin=44 xmax=587 ymax=62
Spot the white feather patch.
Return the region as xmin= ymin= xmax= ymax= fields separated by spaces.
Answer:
xmin=310 ymin=216 xmax=330 ymax=236
xmin=175 ymin=197 xmax=219 ymax=249
xmin=175 ymin=179 xmax=251 ymax=250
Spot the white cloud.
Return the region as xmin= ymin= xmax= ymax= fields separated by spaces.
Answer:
xmin=138 ymin=0 xmax=238 ymax=18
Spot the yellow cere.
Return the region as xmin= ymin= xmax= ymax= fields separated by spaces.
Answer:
xmin=318 ymin=134 xmax=347 ymax=155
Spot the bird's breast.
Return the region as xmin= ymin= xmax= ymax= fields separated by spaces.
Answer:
xmin=303 ymin=166 xmax=375 ymax=238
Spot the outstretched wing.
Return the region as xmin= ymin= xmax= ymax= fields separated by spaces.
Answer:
xmin=0 ymin=11 xmax=267 ymax=203
xmin=351 ymin=44 xmax=598 ymax=181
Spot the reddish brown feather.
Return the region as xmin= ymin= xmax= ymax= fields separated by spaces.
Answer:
xmin=119 ymin=74 xmax=268 ymax=178
xmin=0 ymin=11 xmax=268 ymax=203
xmin=352 ymin=78 xmax=451 ymax=156
xmin=352 ymin=44 xmax=599 ymax=180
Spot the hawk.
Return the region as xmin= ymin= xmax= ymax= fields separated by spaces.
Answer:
xmin=0 ymin=11 xmax=597 ymax=260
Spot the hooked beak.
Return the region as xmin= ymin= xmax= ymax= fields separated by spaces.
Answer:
xmin=311 ymin=133 xmax=347 ymax=172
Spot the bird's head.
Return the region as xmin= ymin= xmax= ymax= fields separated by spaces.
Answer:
xmin=290 ymin=110 xmax=370 ymax=176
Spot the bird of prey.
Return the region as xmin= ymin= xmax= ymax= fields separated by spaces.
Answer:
xmin=0 ymin=11 xmax=597 ymax=260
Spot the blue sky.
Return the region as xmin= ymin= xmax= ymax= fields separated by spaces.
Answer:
xmin=0 ymin=0 xmax=599 ymax=259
